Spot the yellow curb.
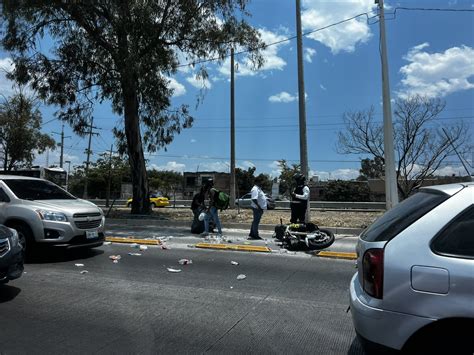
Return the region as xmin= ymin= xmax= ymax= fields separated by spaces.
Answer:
xmin=195 ymin=243 xmax=272 ymax=253
xmin=315 ymin=251 xmax=357 ymax=260
xmin=105 ymin=237 xmax=161 ymax=245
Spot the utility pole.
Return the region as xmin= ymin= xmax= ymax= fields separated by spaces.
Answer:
xmin=377 ymin=0 xmax=398 ymax=209
xmin=296 ymin=0 xmax=310 ymax=222
xmin=52 ymin=124 xmax=71 ymax=168
xmin=83 ymin=117 xmax=97 ymax=199
xmin=106 ymin=144 xmax=114 ymax=207
xmin=230 ymin=47 xmax=236 ymax=208
xmin=64 ymin=160 xmax=71 ymax=191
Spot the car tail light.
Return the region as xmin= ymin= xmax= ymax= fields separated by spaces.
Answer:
xmin=362 ymin=248 xmax=384 ymax=299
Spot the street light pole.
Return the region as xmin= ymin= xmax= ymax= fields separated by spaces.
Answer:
xmin=378 ymin=0 xmax=399 ymax=209
xmin=296 ymin=0 xmax=310 ymax=222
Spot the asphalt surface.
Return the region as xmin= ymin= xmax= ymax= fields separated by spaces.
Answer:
xmin=0 ymin=243 xmax=364 ymax=354
xmin=104 ymin=223 xmax=359 ymax=255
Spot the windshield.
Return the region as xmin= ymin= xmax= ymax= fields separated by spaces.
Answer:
xmin=360 ymin=189 xmax=450 ymax=242
xmin=4 ymin=179 xmax=77 ymax=200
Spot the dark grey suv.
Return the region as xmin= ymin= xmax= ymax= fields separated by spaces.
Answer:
xmin=0 ymin=225 xmax=24 ymax=284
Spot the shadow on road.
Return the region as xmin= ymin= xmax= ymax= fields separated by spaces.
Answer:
xmin=347 ymin=337 xmax=366 ymax=355
xmin=26 ymin=248 xmax=104 ymax=265
xmin=0 ymin=285 xmax=21 ymax=303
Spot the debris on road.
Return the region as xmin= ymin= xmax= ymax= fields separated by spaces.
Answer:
xmin=244 ymin=242 xmax=251 ymax=245
xmin=130 ymin=243 xmax=139 ymax=248
xmin=231 ymin=261 xmax=239 ymax=266
xmin=80 ymin=270 xmax=89 ymax=274
xmin=128 ymin=253 xmax=142 ymax=256
xmin=109 ymin=255 xmax=121 ymax=263
xmin=237 ymin=274 xmax=246 ymax=280
xmin=103 ymin=241 xmax=112 ymax=245
xmin=139 ymin=245 xmax=148 ymax=251
xmin=75 ymin=263 xmax=84 ymax=267
xmin=161 ymin=244 xmax=170 ymax=250
xmin=178 ymin=259 xmax=193 ymax=265
xmin=167 ymin=268 xmax=182 ymax=273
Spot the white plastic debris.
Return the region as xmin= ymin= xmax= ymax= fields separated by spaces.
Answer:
xmin=128 ymin=253 xmax=142 ymax=256
xmin=230 ymin=286 xmax=234 ymax=289
xmin=75 ymin=263 xmax=84 ymax=267
xmin=236 ymin=274 xmax=246 ymax=280
xmin=130 ymin=243 xmax=139 ymax=248
xmin=231 ymin=261 xmax=239 ymax=266
xmin=103 ymin=241 xmax=112 ymax=245
xmin=178 ymin=259 xmax=193 ymax=265
xmin=113 ymin=260 xmax=119 ymax=264
xmin=161 ymin=244 xmax=170 ymax=250
xmin=109 ymin=255 xmax=121 ymax=261
xmin=167 ymin=268 xmax=182 ymax=273
xmin=139 ymin=245 xmax=148 ymax=251
xmin=80 ymin=270 xmax=89 ymax=274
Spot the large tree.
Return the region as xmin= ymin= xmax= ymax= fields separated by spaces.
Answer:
xmin=1 ymin=1 xmax=263 ymax=213
xmin=148 ymin=169 xmax=183 ymax=198
xmin=337 ymin=95 xmax=471 ymax=199
xmin=0 ymin=93 xmax=55 ymax=171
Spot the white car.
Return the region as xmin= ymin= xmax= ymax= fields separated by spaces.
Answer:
xmin=350 ymin=182 xmax=473 ymax=354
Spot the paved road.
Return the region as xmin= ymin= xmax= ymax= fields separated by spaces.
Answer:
xmin=0 ymin=244 xmax=364 ymax=354
xmin=104 ymin=223 xmax=359 ymax=255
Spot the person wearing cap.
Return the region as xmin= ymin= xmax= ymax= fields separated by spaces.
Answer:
xmin=248 ymin=176 xmax=267 ymax=240
xmin=201 ymin=178 xmax=223 ymax=237
xmin=290 ymin=173 xmax=309 ymax=224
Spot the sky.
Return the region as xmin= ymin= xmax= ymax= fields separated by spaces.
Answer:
xmin=0 ymin=0 xmax=473 ymax=180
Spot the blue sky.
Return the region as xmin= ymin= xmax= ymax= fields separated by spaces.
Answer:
xmin=1 ymin=0 xmax=473 ymax=179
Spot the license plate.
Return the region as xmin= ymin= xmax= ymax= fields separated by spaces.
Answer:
xmin=86 ymin=230 xmax=99 ymax=239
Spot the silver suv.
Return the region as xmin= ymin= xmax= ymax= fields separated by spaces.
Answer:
xmin=0 ymin=175 xmax=105 ymax=253
xmin=349 ymin=182 xmax=474 ymax=354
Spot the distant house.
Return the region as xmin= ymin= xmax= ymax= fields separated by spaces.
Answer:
xmin=183 ymin=171 xmax=230 ymax=199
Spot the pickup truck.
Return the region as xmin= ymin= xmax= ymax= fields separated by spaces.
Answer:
xmin=0 ymin=175 xmax=105 ymax=254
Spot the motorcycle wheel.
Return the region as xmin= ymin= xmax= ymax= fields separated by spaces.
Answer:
xmin=306 ymin=229 xmax=335 ymax=250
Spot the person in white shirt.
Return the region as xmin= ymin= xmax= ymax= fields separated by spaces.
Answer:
xmin=290 ymin=173 xmax=309 ymax=224
xmin=248 ymin=176 xmax=267 ymax=240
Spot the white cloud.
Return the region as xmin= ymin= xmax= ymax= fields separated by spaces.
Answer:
xmin=0 ymin=57 xmax=16 ymax=97
xmin=199 ymin=161 xmax=229 ymax=172
xmin=397 ymin=43 xmax=474 ymax=98
xmin=33 ymin=149 xmax=80 ymax=167
xmin=269 ymin=91 xmax=297 ymax=103
xmin=436 ymin=165 xmax=471 ymax=177
xmin=301 ymin=0 xmax=376 ymax=54
xmin=320 ymin=84 xmax=327 ymax=91
xmin=149 ymin=161 xmax=186 ymax=172
xmin=218 ymin=28 xmax=289 ymax=77
xmin=186 ymin=75 xmax=212 ymax=89
xmin=304 ymin=48 xmax=317 ymax=63
xmin=238 ymin=161 xmax=256 ymax=170
xmin=190 ymin=139 xmax=197 ymax=143
xmin=166 ymin=77 xmax=186 ymax=97
xmin=311 ymin=168 xmax=360 ymax=181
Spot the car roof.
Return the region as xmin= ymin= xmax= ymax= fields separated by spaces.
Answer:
xmin=420 ymin=182 xmax=473 ymax=196
xmin=0 ymin=175 xmax=42 ymax=181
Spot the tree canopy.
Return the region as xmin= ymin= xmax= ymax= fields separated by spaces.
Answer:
xmin=0 ymin=93 xmax=55 ymax=171
xmin=1 ymin=0 xmax=263 ymax=213
xmin=337 ymin=95 xmax=471 ymax=198
xmin=277 ymin=159 xmax=301 ymax=196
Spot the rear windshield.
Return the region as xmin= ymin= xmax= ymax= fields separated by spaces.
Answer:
xmin=360 ymin=189 xmax=450 ymax=242
xmin=3 ymin=179 xmax=76 ymax=200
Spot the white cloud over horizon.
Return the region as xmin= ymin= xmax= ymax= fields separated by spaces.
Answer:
xmin=301 ymin=0 xmax=376 ymax=54
xmin=269 ymin=91 xmax=297 ymax=103
xmin=186 ymin=75 xmax=212 ymax=89
xmin=166 ymin=77 xmax=186 ymax=97
xmin=304 ymin=47 xmax=317 ymax=63
xmin=397 ymin=43 xmax=474 ymax=98
xmin=149 ymin=161 xmax=186 ymax=172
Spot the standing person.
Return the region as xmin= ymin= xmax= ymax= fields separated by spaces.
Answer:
xmin=248 ymin=176 xmax=267 ymax=240
xmin=201 ymin=179 xmax=223 ymax=237
xmin=290 ymin=173 xmax=310 ymax=224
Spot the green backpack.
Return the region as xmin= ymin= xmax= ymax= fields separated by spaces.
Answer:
xmin=211 ymin=188 xmax=230 ymax=211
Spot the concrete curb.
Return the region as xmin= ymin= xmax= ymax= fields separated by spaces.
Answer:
xmin=105 ymin=237 xmax=161 ymax=245
xmin=106 ymin=218 xmax=363 ymax=236
xmin=314 ymin=251 xmax=357 ymax=260
xmin=195 ymin=243 xmax=272 ymax=253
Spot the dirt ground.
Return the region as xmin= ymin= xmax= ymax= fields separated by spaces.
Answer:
xmin=109 ymin=207 xmax=383 ymax=228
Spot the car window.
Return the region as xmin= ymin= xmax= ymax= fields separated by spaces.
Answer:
xmin=3 ymin=179 xmax=76 ymax=200
xmin=0 ymin=188 xmax=10 ymax=202
xmin=431 ymin=205 xmax=474 ymax=259
xmin=360 ymin=189 xmax=450 ymax=242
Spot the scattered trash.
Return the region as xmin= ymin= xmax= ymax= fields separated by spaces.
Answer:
xmin=139 ymin=245 xmax=148 ymax=251
xmin=230 ymin=286 xmax=234 ymax=289
xmin=109 ymin=255 xmax=122 ymax=261
xmin=103 ymin=241 xmax=112 ymax=245
xmin=237 ymin=274 xmax=246 ymax=280
xmin=113 ymin=260 xmax=119 ymax=264
xmin=130 ymin=243 xmax=139 ymax=248
xmin=167 ymin=268 xmax=182 ymax=273
xmin=264 ymin=239 xmax=268 ymax=245
xmin=128 ymin=253 xmax=142 ymax=256
xmin=161 ymin=244 xmax=170 ymax=250
xmin=231 ymin=261 xmax=239 ymax=266
xmin=187 ymin=244 xmax=195 ymax=248
xmin=279 ymin=249 xmax=288 ymax=254
xmin=80 ymin=270 xmax=89 ymax=274
xmin=75 ymin=263 xmax=84 ymax=267
xmin=178 ymin=259 xmax=193 ymax=265
xmin=244 ymin=242 xmax=251 ymax=245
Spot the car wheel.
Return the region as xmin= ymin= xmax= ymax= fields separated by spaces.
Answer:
xmin=306 ymin=229 xmax=335 ymax=250
xmin=9 ymin=222 xmax=35 ymax=257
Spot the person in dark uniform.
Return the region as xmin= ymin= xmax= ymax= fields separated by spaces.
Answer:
xmin=290 ymin=173 xmax=309 ymax=224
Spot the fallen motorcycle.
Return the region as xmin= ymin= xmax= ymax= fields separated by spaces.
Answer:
xmin=273 ymin=219 xmax=335 ymax=250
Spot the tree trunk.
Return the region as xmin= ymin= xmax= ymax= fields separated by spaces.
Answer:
xmin=122 ymin=76 xmax=150 ymax=215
